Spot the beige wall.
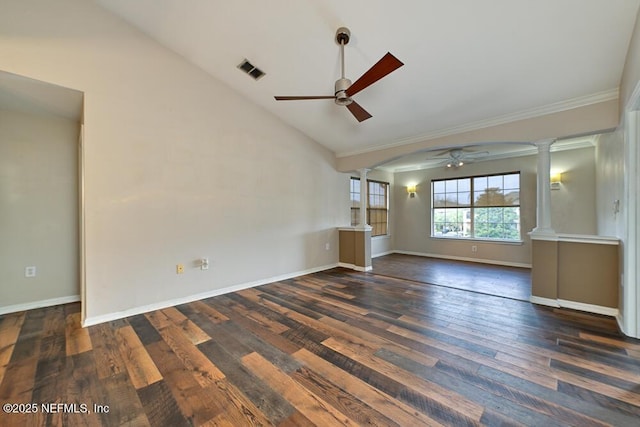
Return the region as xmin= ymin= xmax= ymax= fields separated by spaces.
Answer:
xmin=0 ymin=109 xmax=80 ymax=309
xmin=550 ymin=147 xmax=597 ymax=234
xmin=0 ymin=0 xmax=350 ymax=323
xmin=391 ymin=147 xmax=597 ymax=266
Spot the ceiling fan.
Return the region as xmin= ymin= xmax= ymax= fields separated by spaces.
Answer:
xmin=432 ymin=148 xmax=490 ymax=168
xmin=274 ymin=27 xmax=404 ymax=122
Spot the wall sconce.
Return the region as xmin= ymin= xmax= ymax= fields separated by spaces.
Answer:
xmin=407 ymin=184 xmax=417 ymax=198
xmin=550 ymin=173 xmax=562 ymax=190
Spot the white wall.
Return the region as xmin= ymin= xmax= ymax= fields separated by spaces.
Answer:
xmin=0 ymin=109 xmax=79 ymax=310
xmin=0 ymin=0 xmax=349 ymax=323
xmin=391 ymin=147 xmax=597 ymax=267
xmin=611 ymin=4 xmax=640 ymax=338
xmin=595 ymin=132 xmax=625 ymax=237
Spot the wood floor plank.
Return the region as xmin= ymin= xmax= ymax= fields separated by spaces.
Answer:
xmin=197 ymin=380 xmax=272 ymax=427
xmin=137 ymin=380 xmax=191 ymax=427
xmin=276 ymin=410 xmax=316 ymax=427
xmin=220 ymin=293 xmax=290 ymax=335
xmin=291 ymin=365 xmax=404 ymax=427
xmin=159 ymin=307 xmax=211 ymax=345
xmin=192 ymin=300 xmax=229 ymax=323
xmin=2 ymin=260 xmax=640 ymax=425
xmin=198 ymin=338 xmax=297 ymax=424
xmin=242 ymin=351 xmax=360 ymax=426
xmin=93 ymin=371 xmax=151 ymax=426
xmin=389 ymin=315 xmax=562 ymax=389
xmin=475 ymin=363 xmax=640 ymax=426
xmin=128 ymin=314 xmax=163 ymax=346
xmin=114 ymin=325 xmax=163 ymax=389
xmin=386 ymin=323 xmax=559 ymax=389
xmin=0 ymin=311 xmax=26 ymax=387
xmin=322 ymin=336 xmax=485 ymax=424
xmin=293 ymin=348 xmax=445 ymax=427
xmin=0 ymin=309 xmax=45 ymax=402
xmin=88 ymin=322 xmax=127 ymax=380
xmin=144 ymin=339 xmax=215 ymax=424
xmin=154 ymin=324 xmax=225 ymax=387
xmin=206 ymin=297 xmax=302 ymax=355
xmin=65 ymin=312 xmax=92 ymax=356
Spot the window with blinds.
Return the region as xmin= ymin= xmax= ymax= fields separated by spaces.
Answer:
xmin=350 ymin=177 xmax=389 ymax=237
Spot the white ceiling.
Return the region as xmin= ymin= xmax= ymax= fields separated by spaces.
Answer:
xmin=93 ymin=0 xmax=639 ymax=157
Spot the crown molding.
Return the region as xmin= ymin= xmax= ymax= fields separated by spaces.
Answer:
xmin=379 ymin=134 xmax=599 ymax=173
xmin=336 ymin=88 xmax=619 ymax=158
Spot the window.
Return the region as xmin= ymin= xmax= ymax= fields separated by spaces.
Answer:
xmin=432 ymin=172 xmax=520 ymax=241
xmin=350 ymin=177 xmax=389 ymax=237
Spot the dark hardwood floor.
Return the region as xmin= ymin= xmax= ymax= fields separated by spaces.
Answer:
xmin=373 ymin=253 xmax=531 ymax=301
xmin=1 ymin=267 xmax=639 ymax=426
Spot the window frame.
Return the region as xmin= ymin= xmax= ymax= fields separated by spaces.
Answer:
xmin=431 ymin=171 xmax=522 ymax=243
xmin=350 ymin=177 xmax=390 ymax=237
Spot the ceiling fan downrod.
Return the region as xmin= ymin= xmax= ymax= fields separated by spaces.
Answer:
xmin=334 ymin=27 xmax=353 ymax=106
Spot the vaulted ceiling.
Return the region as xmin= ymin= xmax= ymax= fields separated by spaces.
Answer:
xmin=93 ymin=0 xmax=640 ymax=158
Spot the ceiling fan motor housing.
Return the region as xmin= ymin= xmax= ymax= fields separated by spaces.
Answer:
xmin=334 ymin=78 xmax=353 ymax=106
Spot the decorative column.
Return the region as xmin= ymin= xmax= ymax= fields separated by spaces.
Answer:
xmin=531 ymin=138 xmax=556 ymax=235
xmin=530 ymin=138 xmax=558 ymax=307
xmin=356 ymin=168 xmax=372 ymax=231
xmin=338 ymin=168 xmax=372 ymax=272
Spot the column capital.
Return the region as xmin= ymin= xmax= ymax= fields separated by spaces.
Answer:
xmin=533 ymin=138 xmax=557 ymax=149
xmin=532 ymin=137 xmax=556 ymax=234
xmin=357 ymin=168 xmax=371 ymax=176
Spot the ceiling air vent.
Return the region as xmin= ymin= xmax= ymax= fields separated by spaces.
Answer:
xmin=237 ymin=59 xmax=265 ymax=80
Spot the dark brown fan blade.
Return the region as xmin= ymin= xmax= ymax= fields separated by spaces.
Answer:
xmin=346 ymin=101 xmax=372 ymax=122
xmin=274 ymin=96 xmax=336 ymax=101
xmin=346 ymin=52 xmax=404 ymax=97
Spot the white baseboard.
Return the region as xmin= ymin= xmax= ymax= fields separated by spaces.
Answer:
xmin=530 ymin=296 xmax=619 ymax=317
xmin=530 ymin=296 xmax=560 ymax=307
xmin=393 ymin=250 xmax=532 ymax=269
xmin=616 ymin=313 xmax=627 ymax=335
xmin=557 ymin=299 xmax=619 ymax=317
xmin=0 ymin=295 xmax=81 ymax=316
xmin=372 ymin=250 xmax=394 ymax=258
xmin=338 ymin=262 xmax=373 ymax=272
xmin=83 ymin=263 xmax=339 ymax=327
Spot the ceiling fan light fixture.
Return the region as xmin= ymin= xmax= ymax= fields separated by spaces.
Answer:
xmin=334 ymin=78 xmax=353 ymax=106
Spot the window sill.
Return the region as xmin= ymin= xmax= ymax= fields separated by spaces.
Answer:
xmin=372 ymin=235 xmax=390 ymax=240
xmin=430 ymin=236 xmax=523 ymax=245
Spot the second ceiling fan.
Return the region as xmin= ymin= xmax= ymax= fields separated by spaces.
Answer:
xmin=274 ymin=27 xmax=404 ymax=122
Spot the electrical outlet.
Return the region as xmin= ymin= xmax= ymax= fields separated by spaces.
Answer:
xmin=176 ymin=264 xmax=184 ymax=274
xmin=471 ymin=245 xmax=478 ymax=253
xmin=325 ymin=243 xmax=330 ymax=251
xmin=201 ymin=258 xmax=209 ymax=270
xmin=25 ymin=266 xmax=37 ymax=277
